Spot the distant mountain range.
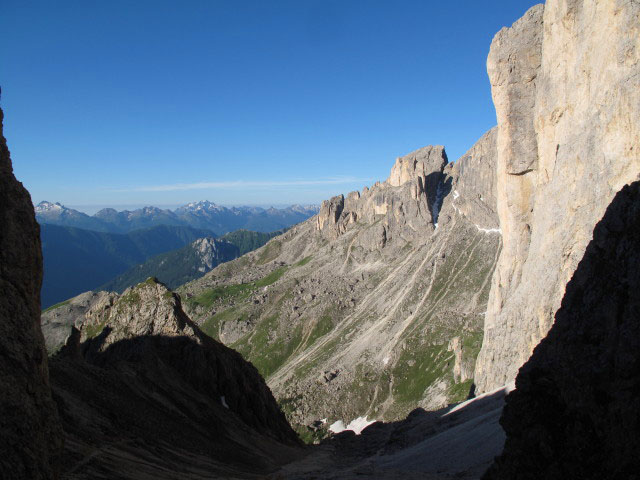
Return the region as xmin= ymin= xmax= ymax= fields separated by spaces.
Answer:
xmin=99 ymin=229 xmax=283 ymax=294
xmin=40 ymin=224 xmax=285 ymax=309
xmin=36 ymin=200 xmax=319 ymax=234
xmin=40 ymin=224 xmax=216 ymax=309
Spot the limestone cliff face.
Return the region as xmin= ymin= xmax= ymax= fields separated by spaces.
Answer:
xmin=484 ymin=181 xmax=640 ymax=479
xmin=0 ymin=108 xmax=63 ymax=478
xmin=316 ymin=145 xmax=448 ymax=245
xmin=449 ymin=127 xmax=499 ymax=231
xmin=475 ymin=0 xmax=640 ymax=392
xmin=386 ymin=145 xmax=448 ymax=211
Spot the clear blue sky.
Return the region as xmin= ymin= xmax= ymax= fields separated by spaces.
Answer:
xmin=1 ymin=0 xmax=540 ymax=211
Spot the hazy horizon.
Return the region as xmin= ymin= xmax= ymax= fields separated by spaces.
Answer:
xmin=2 ymin=0 xmax=539 ymax=207
xmin=36 ymin=200 xmax=321 ymax=216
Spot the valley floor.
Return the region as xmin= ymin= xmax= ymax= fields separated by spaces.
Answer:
xmin=270 ymin=386 xmax=509 ymax=480
xmin=55 ymin=380 xmax=508 ymax=479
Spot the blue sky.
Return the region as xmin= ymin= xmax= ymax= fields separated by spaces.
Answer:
xmin=1 ymin=0 xmax=539 ymax=211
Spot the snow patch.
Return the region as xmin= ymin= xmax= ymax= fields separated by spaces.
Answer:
xmin=329 ymin=416 xmax=376 ymax=435
xmin=450 ymin=192 xmax=501 ymax=235
xmin=36 ymin=201 xmax=64 ymax=212
xmin=329 ymin=420 xmax=345 ymax=433
xmin=476 ymin=227 xmax=501 ymax=234
xmin=220 ymin=396 xmax=229 ymax=409
xmin=382 ymin=356 xmax=390 ymax=366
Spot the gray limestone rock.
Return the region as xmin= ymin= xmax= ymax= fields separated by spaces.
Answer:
xmin=475 ymin=0 xmax=640 ymax=393
xmin=487 ymin=5 xmax=543 ymax=176
xmin=316 ymin=194 xmax=345 ymax=237
xmin=484 ymin=181 xmax=640 ymax=480
xmin=448 ymin=127 xmax=499 ymax=231
xmin=41 ymin=290 xmax=115 ymax=354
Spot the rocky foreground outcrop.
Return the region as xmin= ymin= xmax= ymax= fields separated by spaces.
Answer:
xmin=1 ymin=104 xmax=306 ymax=477
xmin=49 ymin=278 xmax=302 ymax=478
xmin=475 ymin=0 xmax=640 ymax=392
xmin=0 ymin=108 xmax=63 ymax=478
xmin=484 ymin=181 xmax=640 ymax=479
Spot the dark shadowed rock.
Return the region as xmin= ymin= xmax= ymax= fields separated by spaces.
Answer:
xmin=0 ymin=108 xmax=63 ymax=477
xmin=274 ymin=387 xmax=509 ymax=479
xmin=484 ymin=180 xmax=640 ymax=480
xmin=49 ymin=278 xmax=303 ymax=478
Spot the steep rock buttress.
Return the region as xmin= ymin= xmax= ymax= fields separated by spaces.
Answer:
xmin=475 ymin=0 xmax=640 ymax=392
xmin=484 ymin=181 xmax=640 ymax=479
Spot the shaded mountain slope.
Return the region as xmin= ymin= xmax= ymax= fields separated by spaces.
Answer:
xmin=219 ymin=228 xmax=286 ymax=256
xmin=178 ymin=131 xmax=501 ymax=438
xmin=4 ymin=102 xmax=304 ymax=478
xmin=484 ymin=181 xmax=640 ymax=479
xmin=40 ymin=224 xmax=213 ymax=308
xmin=98 ymin=237 xmax=240 ymax=293
xmin=98 ymin=229 xmax=284 ymax=294
xmin=49 ymin=279 xmax=303 ymax=479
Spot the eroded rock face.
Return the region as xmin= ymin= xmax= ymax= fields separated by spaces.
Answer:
xmin=193 ymin=236 xmax=235 ymax=270
xmin=316 ymin=145 xmax=448 ymax=244
xmin=316 ymin=194 xmax=345 ymax=236
xmin=387 ymin=145 xmax=448 ymax=209
xmin=79 ymin=279 xmax=201 ymax=348
xmin=449 ymin=127 xmax=499 ymax=231
xmin=475 ymin=0 xmax=640 ymax=392
xmin=49 ymin=278 xmax=301 ymax=477
xmin=484 ymin=181 xmax=640 ymax=480
xmin=0 ymin=108 xmax=63 ymax=477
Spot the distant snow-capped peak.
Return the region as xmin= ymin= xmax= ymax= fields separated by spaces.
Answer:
xmin=35 ymin=201 xmax=65 ymax=212
xmin=180 ymin=200 xmax=225 ymax=213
